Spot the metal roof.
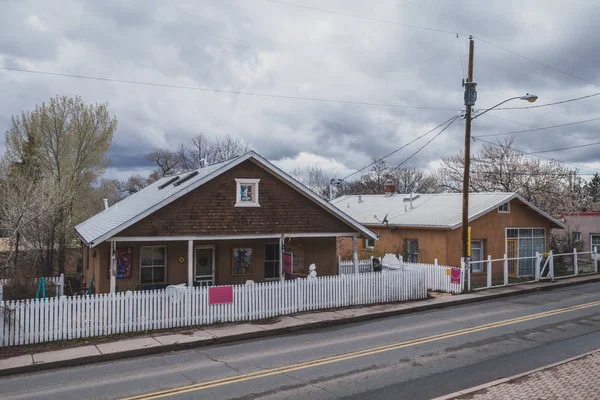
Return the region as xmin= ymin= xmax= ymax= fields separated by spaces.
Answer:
xmin=75 ymin=151 xmax=377 ymax=246
xmin=331 ymin=192 xmax=566 ymax=229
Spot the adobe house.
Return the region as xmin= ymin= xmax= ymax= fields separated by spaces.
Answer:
xmin=560 ymin=205 xmax=600 ymax=252
xmin=333 ymin=182 xmax=565 ymax=282
xmin=75 ymin=151 xmax=376 ymax=294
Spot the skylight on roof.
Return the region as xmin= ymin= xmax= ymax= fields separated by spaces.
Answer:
xmin=173 ymin=171 xmax=199 ymax=187
xmin=158 ymin=176 xmax=180 ymax=190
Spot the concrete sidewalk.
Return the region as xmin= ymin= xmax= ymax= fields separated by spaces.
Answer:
xmin=436 ymin=348 xmax=600 ymax=399
xmin=1 ymin=274 xmax=599 ymax=377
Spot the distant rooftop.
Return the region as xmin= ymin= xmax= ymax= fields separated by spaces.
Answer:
xmin=331 ymin=192 xmax=565 ymax=229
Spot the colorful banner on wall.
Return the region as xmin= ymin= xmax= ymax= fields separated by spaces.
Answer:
xmin=283 ymin=252 xmax=293 ymax=274
xmin=108 ymin=247 xmax=132 ymax=279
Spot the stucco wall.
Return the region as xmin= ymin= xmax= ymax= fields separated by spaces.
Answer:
xmin=562 ymin=214 xmax=600 ymax=252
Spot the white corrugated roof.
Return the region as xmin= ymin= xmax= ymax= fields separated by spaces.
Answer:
xmin=331 ymin=192 xmax=566 ymax=229
xmin=75 ymin=151 xmax=377 ymax=246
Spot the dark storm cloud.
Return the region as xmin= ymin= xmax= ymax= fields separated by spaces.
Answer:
xmin=1 ymin=0 xmax=600 ymax=178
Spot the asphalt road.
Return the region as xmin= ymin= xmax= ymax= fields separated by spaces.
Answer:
xmin=2 ymin=283 xmax=600 ymax=400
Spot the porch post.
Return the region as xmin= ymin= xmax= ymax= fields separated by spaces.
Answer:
xmin=110 ymin=241 xmax=116 ymax=294
xmin=188 ymin=240 xmax=194 ymax=286
xmin=279 ymin=235 xmax=284 ymax=281
xmin=352 ymin=236 xmax=358 ymax=274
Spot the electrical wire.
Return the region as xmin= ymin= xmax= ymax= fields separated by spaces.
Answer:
xmin=341 ymin=114 xmax=461 ymax=181
xmin=0 ymin=66 xmax=460 ymax=111
xmin=471 ymin=171 xmax=598 ymax=177
xmin=473 ymin=137 xmax=600 ymax=172
xmin=479 ymin=92 xmax=600 ymax=111
xmin=388 ymin=116 xmax=460 ymax=173
xmin=478 ymin=114 xmax=592 ymax=142
xmin=473 ymin=117 xmax=600 ymax=138
xmin=265 ymin=1 xmax=599 ymax=89
xmin=265 ymin=0 xmax=470 ymax=36
xmin=473 ymin=36 xmax=599 ymax=88
xmin=528 ymin=141 xmax=600 ymax=155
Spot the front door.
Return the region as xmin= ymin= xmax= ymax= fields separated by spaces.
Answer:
xmin=195 ymin=247 xmax=215 ymax=286
xmin=507 ymin=239 xmax=517 ymax=278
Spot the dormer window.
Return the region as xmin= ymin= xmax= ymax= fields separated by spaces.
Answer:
xmin=235 ymin=179 xmax=260 ymax=207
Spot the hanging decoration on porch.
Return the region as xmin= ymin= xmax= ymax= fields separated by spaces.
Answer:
xmin=283 ymin=252 xmax=294 ymax=275
xmin=233 ymin=247 xmax=253 ymax=275
xmin=108 ymin=247 xmax=132 ymax=279
xmin=178 ymin=256 xmax=185 ymax=263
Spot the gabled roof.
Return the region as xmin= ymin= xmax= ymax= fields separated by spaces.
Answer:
xmin=331 ymin=192 xmax=566 ymax=230
xmin=75 ymin=151 xmax=377 ymax=246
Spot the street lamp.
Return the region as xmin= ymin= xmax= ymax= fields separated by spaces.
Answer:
xmin=461 ymin=92 xmax=538 ymax=263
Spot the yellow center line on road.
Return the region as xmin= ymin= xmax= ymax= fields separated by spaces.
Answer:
xmin=121 ymin=300 xmax=600 ymax=400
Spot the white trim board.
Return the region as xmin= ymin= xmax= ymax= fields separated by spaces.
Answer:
xmin=109 ymin=232 xmax=359 ymax=242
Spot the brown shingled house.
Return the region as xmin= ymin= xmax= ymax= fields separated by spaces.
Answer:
xmin=75 ymin=151 xmax=376 ymax=294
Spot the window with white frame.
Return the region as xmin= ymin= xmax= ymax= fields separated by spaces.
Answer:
xmin=470 ymin=240 xmax=484 ymax=272
xmin=591 ymin=234 xmax=600 ymax=251
xmin=506 ymin=228 xmax=545 ymax=276
xmin=365 ymin=238 xmax=375 ymax=249
xmin=498 ymin=202 xmax=510 ymax=213
xmin=572 ymin=232 xmax=582 ymax=242
xmin=140 ymin=246 xmax=166 ymax=284
xmin=405 ymin=239 xmax=419 ymax=263
xmin=264 ymin=243 xmax=280 ymax=279
xmin=235 ymin=179 xmax=260 ymax=207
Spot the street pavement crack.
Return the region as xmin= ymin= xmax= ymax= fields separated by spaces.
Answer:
xmin=197 ymin=351 xmax=242 ymax=374
xmin=279 ymin=371 xmax=342 ymax=399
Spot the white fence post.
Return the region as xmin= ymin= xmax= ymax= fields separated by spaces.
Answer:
xmin=549 ymin=250 xmax=555 ymax=280
xmin=59 ymin=274 xmax=65 ymax=297
xmin=503 ymin=254 xmax=509 ymax=286
xmin=535 ymin=252 xmax=541 ymax=281
xmin=594 ymin=247 xmax=598 ymax=273
xmin=487 ymin=255 xmax=492 ymax=288
xmin=573 ymin=248 xmax=578 ymax=276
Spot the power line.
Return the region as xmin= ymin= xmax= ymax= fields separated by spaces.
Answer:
xmin=472 ymin=171 xmax=598 ymax=177
xmin=480 ymin=92 xmax=600 ymax=111
xmin=265 ymin=1 xmax=599 ymax=89
xmin=479 ymin=113 xmax=592 ymax=142
xmin=265 ymin=0 xmax=469 ymax=36
xmin=0 ymin=66 xmax=460 ymax=111
xmin=473 ymin=137 xmax=600 ymax=172
xmin=473 ymin=117 xmax=600 ymax=138
xmin=389 ymin=116 xmax=460 ymax=173
xmin=342 ymin=114 xmax=461 ymax=180
xmin=473 ymin=36 xmax=600 ymax=88
xmin=528 ymin=140 xmax=600 ymax=155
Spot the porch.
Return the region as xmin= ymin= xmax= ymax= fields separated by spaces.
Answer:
xmin=85 ymin=234 xmax=347 ymax=294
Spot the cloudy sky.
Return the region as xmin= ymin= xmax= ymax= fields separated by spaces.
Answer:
xmin=1 ymin=0 xmax=599 ymax=181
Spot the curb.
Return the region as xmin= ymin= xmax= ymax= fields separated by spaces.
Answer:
xmin=433 ymin=347 xmax=600 ymax=400
xmin=2 ymin=276 xmax=600 ymax=377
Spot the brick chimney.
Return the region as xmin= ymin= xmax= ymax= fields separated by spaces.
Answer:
xmin=384 ymin=180 xmax=395 ymax=197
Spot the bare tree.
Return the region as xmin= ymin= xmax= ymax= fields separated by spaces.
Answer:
xmin=290 ymin=164 xmax=331 ymax=199
xmin=146 ymin=149 xmax=181 ymax=177
xmin=432 ymin=136 xmax=588 ymax=215
xmin=113 ymin=174 xmax=152 ymax=196
xmin=4 ymin=95 xmax=117 ymax=275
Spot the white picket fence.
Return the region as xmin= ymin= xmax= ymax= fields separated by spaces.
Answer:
xmin=0 ymin=274 xmax=65 ymax=301
xmin=338 ymin=257 xmax=372 ymax=274
xmin=0 ymin=269 xmax=426 ymax=347
xmin=339 ymin=255 xmax=463 ymax=294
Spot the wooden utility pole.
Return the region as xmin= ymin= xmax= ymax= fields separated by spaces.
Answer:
xmin=461 ymin=36 xmax=475 ymax=259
